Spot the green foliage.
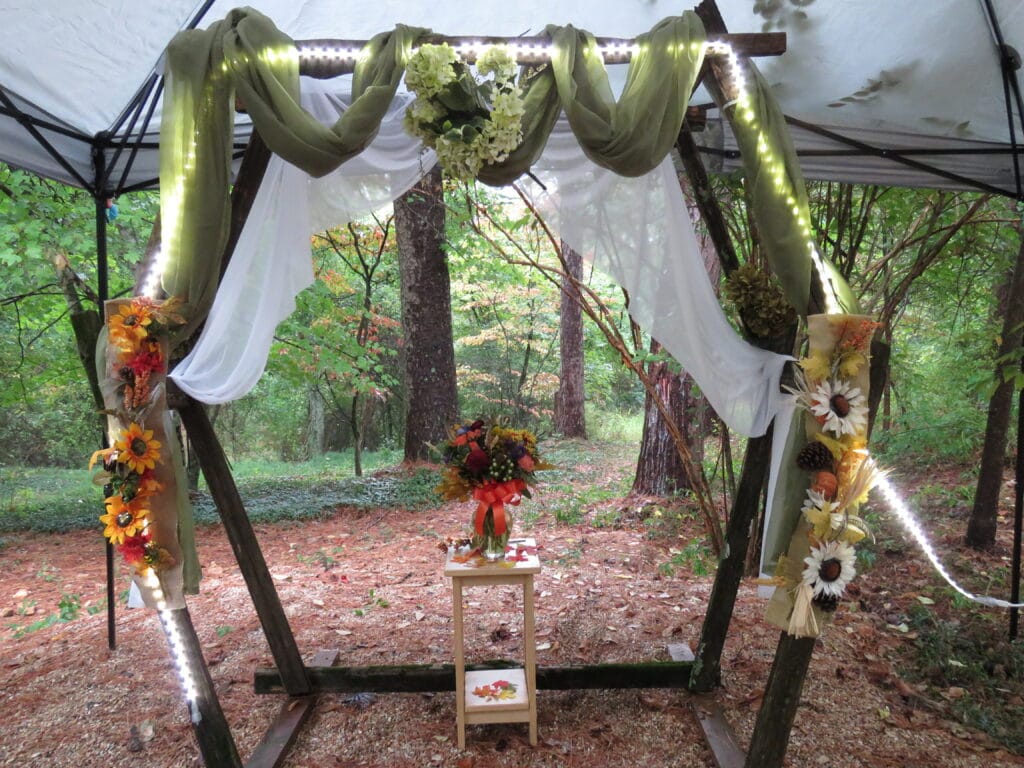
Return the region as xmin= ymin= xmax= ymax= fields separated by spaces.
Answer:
xmin=657 ymin=538 xmax=716 ymax=578
xmin=585 ymin=408 xmax=644 ymax=443
xmin=296 ymin=546 xmax=345 ymax=571
xmin=445 ymin=185 xmax=642 ymax=426
xmin=0 ymin=450 xmax=441 ymax=533
xmin=902 ymin=602 xmax=1024 ymax=752
xmin=354 ymin=588 xmax=389 ymax=616
xmin=8 ymin=592 xmax=85 ymax=638
xmin=0 ymin=465 xmax=100 ymax=532
xmin=0 ymin=163 xmax=158 ymax=467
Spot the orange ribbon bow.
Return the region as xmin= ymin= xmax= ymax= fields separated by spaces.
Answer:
xmin=472 ymin=479 xmax=526 ymax=536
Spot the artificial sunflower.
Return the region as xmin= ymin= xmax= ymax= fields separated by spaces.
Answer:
xmin=107 ymin=299 xmax=154 ymax=350
xmin=114 ymin=422 xmax=162 ymax=474
xmin=100 ymin=495 xmax=148 ymax=545
xmin=808 ymin=379 xmax=868 ymax=437
xmin=801 ymin=539 xmax=857 ymax=600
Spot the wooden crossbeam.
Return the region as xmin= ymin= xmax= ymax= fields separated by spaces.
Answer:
xmin=254 ymin=660 xmax=695 ymax=694
xmin=247 ymin=649 xmax=340 ymax=768
xmin=296 ymin=31 xmax=785 ymax=78
xmin=691 ymin=700 xmax=745 ymax=768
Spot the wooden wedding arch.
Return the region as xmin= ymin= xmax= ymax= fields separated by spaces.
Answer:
xmin=144 ymin=3 xmax=868 ymax=767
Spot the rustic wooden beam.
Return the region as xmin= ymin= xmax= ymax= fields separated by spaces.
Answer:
xmin=254 ymin=660 xmax=695 ymax=694
xmin=172 ymin=385 xmax=311 ymax=696
xmin=867 ymin=335 xmax=890 ymax=438
xmin=163 ymin=607 xmax=243 ymax=768
xmin=675 ymin=124 xmax=741 ymax=277
xmin=688 ymin=5 xmax=816 ymax=767
xmin=744 ymin=633 xmax=815 ymax=767
xmin=689 ymin=425 xmax=775 ymax=693
xmin=691 ymin=700 xmax=745 ymax=768
xmin=247 ymin=649 xmax=339 ymax=768
xmin=296 ymin=31 xmax=785 ymax=78
xmin=219 ymin=132 xmax=272 ymax=283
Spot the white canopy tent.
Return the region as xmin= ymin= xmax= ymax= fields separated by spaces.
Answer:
xmin=4 ymin=6 xmax=1021 ymax=766
xmin=1 ymin=0 xmax=1023 ymax=198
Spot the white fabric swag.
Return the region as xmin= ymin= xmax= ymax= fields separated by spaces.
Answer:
xmin=169 ymin=78 xmax=792 ymax=438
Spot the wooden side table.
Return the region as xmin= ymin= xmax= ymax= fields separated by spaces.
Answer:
xmin=445 ymin=540 xmax=540 ymax=749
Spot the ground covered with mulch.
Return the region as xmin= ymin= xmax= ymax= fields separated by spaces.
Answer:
xmin=1 ymin=451 xmax=1022 ymax=767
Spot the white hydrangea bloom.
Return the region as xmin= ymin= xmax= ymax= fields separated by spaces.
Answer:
xmin=405 ymin=44 xmax=458 ymax=98
xmin=404 ymin=44 xmax=524 ymax=180
xmin=477 ymin=45 xmax=517 ymax=82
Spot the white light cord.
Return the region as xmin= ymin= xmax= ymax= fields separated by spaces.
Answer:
xmin=874 ymin=472 xmax=1024 ymax=609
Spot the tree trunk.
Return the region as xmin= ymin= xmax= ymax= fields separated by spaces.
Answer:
xmin=633 ymin=340 xmax=704 ymax=494
xmin=394 ymin=166 xmax=458 ymax=460
xmin=351 ymin=394 xmax=363 ymax=476
xmin=305 ymin=384 xmax=326 ymax=459
xmin=554 ymin=241 xmax=587 ymax=438
xmin=967 ymin=229 xmax=1024 ymax=549
xmin=52 ymin=255 xmax=104 ymax=413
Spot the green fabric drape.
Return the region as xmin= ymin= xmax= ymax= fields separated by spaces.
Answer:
xmin=159 ymin=8 xmax=854 ymax=333
xmin=726 ymin=64 xmax=859 ymax=316
xmin=548 ymin=15 xmax=705 ymax=176
xmin=478 ymin=14 xmax=706 ymax=185
xmin=160 ymin=9 xmax=708 ymax=331
xmin=476 ymin=63 xmax=562 ymax=187
xmin=160 ymin=8 xmax=426 ymax=339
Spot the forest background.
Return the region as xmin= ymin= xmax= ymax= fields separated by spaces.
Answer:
xmin=3 ymin=154 xmax=1024 ymax=754
xmin=1 ymin=157 xmax=1018 ymax=493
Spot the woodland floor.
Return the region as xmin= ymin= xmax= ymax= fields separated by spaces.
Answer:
xmin=0 ymin=449 xmax=1022 ymax=768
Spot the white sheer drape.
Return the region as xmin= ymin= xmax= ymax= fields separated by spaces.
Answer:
xmin=519 ymin=130 xmax=791 ymax=436
xmin=170 ymin=78 xmax=791 ymax=437
xmin=170 ymin=85 xmax=436 ymax=401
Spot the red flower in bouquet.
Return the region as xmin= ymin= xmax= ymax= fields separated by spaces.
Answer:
xmin=465 ymin=446 xmax=491 ymax=473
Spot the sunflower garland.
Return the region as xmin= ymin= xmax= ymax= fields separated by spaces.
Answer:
xmin=89 ymin=297 xmax=182 ymax=576
xmin=770 ymin=315 xmax=884 ymax=637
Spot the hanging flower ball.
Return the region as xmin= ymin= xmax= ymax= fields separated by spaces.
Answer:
xmin=801 ymin=540 xmax=857 ymax=600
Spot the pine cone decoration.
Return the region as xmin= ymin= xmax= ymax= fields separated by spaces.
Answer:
xmin=796 ymin=441 xmax=834 ymax=472
xmin=813 ymin=593 xmax=840 ymax=613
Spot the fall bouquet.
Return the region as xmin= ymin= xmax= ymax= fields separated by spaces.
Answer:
xmin=436 ymin=419 xmax=549 ymax=559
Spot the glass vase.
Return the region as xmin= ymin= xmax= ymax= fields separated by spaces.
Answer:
xmin=477 ymin=507 xmax=512 ymax=562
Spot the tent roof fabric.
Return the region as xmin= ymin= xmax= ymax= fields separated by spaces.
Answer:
xmin=2 ymin=0 xmax=1022 ymax=196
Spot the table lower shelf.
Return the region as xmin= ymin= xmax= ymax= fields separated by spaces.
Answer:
xmin=464 ymin=667 xmax=530 ymax=714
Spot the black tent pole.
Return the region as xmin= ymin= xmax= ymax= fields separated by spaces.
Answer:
xmin=1011 ymin=345 xmax=1023 ymax=640
xmin=92 ymin=138 xmax=116 ymax=651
